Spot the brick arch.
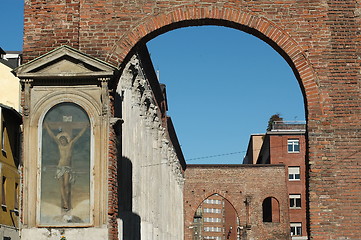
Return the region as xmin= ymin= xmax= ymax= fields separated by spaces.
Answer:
xmin=185 ymin=190 xmax=243 ymax=227
xmin=187 ymin=192 xmax=241 ymax=224
xmin=107 ymin=4 xmax=322 ymax=116
xmin=185 ymin=191 xmax=242 ymax=240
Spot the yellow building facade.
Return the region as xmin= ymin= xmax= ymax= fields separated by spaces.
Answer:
xmin=0 ymin=57 xmax=22 ymax=239
xmin=0 ymin=104 xmax=22 ymax=240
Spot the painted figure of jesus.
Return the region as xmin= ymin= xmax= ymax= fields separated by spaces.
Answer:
xmin=44 ymin=122 xmax=88 ymax=212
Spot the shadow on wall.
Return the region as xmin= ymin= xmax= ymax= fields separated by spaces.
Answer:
xmin=114 ymin=89 xmax=141 ymax=239
xmin=117 ymin=156 xmax=141 ymax=240
xmin=119 ymin=212 xmax=141 ymax=240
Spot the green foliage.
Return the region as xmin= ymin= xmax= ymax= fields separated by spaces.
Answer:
xmin=267 ymin=113 xmax=283 ymax=131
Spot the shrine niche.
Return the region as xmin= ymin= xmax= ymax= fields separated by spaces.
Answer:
xmin=40 ymin=102 xmax=91 ymax=225
xmin=13 ymin=45 xmax=118 ymax=237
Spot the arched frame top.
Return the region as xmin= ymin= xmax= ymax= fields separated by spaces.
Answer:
xmin=105 ymin=5 xmax=323 ymax=118
xmin=31 ymin=90 xmax=102 ymax=127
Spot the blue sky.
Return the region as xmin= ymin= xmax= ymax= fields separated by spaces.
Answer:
xmin=0 ymin=0 xmax=24 ymax=51
xmin=147 ymin=26 xmax=305 ymax=164
xmin=1 ymin=1 xmax=305 ymax=164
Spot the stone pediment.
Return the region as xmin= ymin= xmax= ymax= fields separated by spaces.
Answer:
xmin=13 ymin=45 xmax=118 ymax=79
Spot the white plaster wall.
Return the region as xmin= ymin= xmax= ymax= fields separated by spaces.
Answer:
xmin=0 ymin=225 xmax=20 ymax=240
xmin=117 ymin=54 xmax=184 ymax=240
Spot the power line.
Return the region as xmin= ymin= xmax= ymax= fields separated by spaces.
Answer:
xmin=185 ymin=144 xmax=296 ymax=162
xmin=187 ymin=151 xmax=244 ymax=161
xmin=140 ymin=151 xmax=246 ymax=167
xmin=137 ymin=142 xmax=361 ymax=167
xmin=139 ymin=144 xmax=307 ymax=167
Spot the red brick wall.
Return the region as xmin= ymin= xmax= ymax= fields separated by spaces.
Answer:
xmin=23 ymin=1 xmax=361 ymax=238
xmin=270 ymin=134 xmax=308 ymax=237
xmin=224 ymin=199 xmax=238 ymax=240
xmin=184 ymin=165 xmax=290 ymax=240
xmin=23 ymin=0 xmax=80 ymax=57
xmin=107 ymin=98 xmax=118 ymax=240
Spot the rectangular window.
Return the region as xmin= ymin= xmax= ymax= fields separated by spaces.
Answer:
xmin=1 ymin=121 xmax=5 ymax=153
xmin=14 ymin=130 xmax=20 ymax=161
xmin=193 ymin=217 xmax=200 ymax=223
xmin=290 ymin=222 xmax=302 ymax=236
xmin=203 ymin=208 xmax=222 ymax=214
xmin=204 ymin=226 xmax=222 ymax=232
xmin=204 ymin=217 xmax=222 ymax=223
xmin=290 ymin=194 xmax=301 ymax=208
xmin=288 ymin=139 xmax=300 ymax=153
xmin=1 ymin=176 xmax=6 ymax=207
xmin=288 ymin=167 xmax=301 ymax=181
xmin=204 ymin=237 xmax=221 ymax=240
xmin=14 ymin=182 xmax=19 ymax=210
xmin=204 ymin=199 xmax=221 ymax=204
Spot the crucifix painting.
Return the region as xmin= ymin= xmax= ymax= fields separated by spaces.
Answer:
xmin=40 ymin=103 xmax=91 ymax=226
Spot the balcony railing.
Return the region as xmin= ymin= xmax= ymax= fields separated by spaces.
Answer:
xmin=271 ymin=121 xmax=306 ymax=131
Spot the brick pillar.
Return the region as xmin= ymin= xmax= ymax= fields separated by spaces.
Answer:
xmin=108 ymin=96 xmax=119 ymax=240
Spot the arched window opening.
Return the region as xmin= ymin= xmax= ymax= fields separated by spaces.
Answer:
xmin=192 ymin=194 xmax=239 ymax=240
xmin=40 ymin=102 xmax=91 ymax=226
xmin=262 ymin=197 xmax=280 ymax=223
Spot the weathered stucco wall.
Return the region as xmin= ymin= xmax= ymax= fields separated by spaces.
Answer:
xmin=0 ymin=63 xmax=20 ymax=110
xmin=117 ymin=52 xmax=184 ymax=240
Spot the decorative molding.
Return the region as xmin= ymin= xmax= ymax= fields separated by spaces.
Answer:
xmin=21 ymin=79 xmax=33 ymax=116
xmin=98 ymin=77 xmax=110 ymax=116
xmin=13 ymin=45 xmax=118 ymax=80
xmin=119 ymin=51 xmax=186 ymax=188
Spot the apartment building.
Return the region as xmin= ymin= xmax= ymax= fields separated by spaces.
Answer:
xmin=0 ymin=104 xmax=22 ymax=240
xmin=0 ymin=48 xmax=22 ymax=240
xmin=244 ymin=121 xmax=308 ymax=239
